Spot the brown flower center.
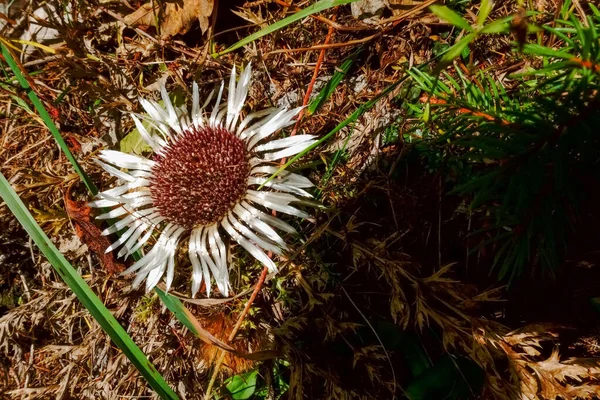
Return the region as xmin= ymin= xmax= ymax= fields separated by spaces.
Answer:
xmin=149 ymin=126 xmax=249 ymax=229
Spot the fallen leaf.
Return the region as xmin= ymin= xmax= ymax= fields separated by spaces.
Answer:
xmin=124 ymin=0 xmax=215 ymax=39
xmin=65 ymin=186 xmax=124 ymax=274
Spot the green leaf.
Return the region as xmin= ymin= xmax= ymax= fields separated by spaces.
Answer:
xmin=429 ymin=5 xmax=474 ymax=32
xmin=308 ymin=47 xmax=362 ymax=115
xmin=120 ymin=123 xmax=153 ymax=155
xmin=0 ymin=172 xmax=179 ymax=400
xmin=521 ymin=44 xmax=574 ymax=59
xmin=435 ymin=32 xmax=478 ymax=74
xmin=405 ymin=355 xmax=484 ymax=400
xmin=477 ymin=0 xmax=494 ymax=27
xmin=212 ymin=0 xmax=358 ymax=57
xmin=226 ymin=370 xmax=259 ymax=400
xmin=480 ymin=16 xmax=514 ymax=34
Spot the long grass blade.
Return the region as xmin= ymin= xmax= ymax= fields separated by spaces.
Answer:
xmin=212 ymin=0 xmax=358 ymax=58
xmin=2 ymin=38 xmax=238 ymax=383
xmin=0 ymin=172 xmax=179 ymax=400
xmin=0 ymin=41 xmax=97 ymax=194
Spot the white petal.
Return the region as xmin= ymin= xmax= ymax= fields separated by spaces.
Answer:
xmin=237 ymin=108 xmax=278 ymax=137
xmin=88 ymin=198 xmax=120 ymax=208
xmin=106 ymin=222 xmax=141 ymax=253
xmin=117 ymin=223 xmax=148 ymax=258
xmin=102 ymin=208 xmax=154 ymax=235
xmin=233 ymin=203 xmax=286 ymax=248
xmin=139 ymin=98 xmax=169 ymax=128
xmin=189 ymin=228 xmax=204 ymax=297
xmin=209 ymin=81 xmax=225 ymax=127
xmin=227 ymin=213 xmax=282 ymax=255
xmin=128 ymin=225 xmax=159 ymax=255
xmin=222 ymin=218 xmax=277 ymax=273
xmin=240 ymin=201 xmax=297 ymax=234
xmin=247 ymin=107 xmax=302 ymax=149
xmin=96 ymin=206 xmax=130 ymax=220
xmin=122 ymin=224 xmax=176 ymax=275
xmin=251 ymin=166 xmax=314 ymax=188
xmin=131 ymin=114 xmax=161 ymax=151
xmin=248 ymin=176 xmax=313 ymax=198
xmin=160 ymin=82 xmax=180 ymax=133
xmin=246 ymin=190 xmax=309 ymax=218
xmin=145 ymin=261 xmax=167 ymax=292
xmin=254 ymin=135 xmax=316 ymax=152
xmin=260 ymin=139 xmax=318 ymax=161
xmin=95 ymin=160 xmax=136 ymax=182
xmin=192 ymin=82 xmax=203 ymax=129
xmin=99 ymin=150 xmax=155 ymax=171
xmin=207 ymin=226 xmax=229 ymax=297
xmin=226 ymin=65 xmax=237 ymax=131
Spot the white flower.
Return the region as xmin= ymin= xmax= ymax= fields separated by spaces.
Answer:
xmin=90 ymin=64 xmax=316 ymax=297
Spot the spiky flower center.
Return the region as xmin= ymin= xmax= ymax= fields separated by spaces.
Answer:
xmin=150 ymin=126 xmax=249 ymax=229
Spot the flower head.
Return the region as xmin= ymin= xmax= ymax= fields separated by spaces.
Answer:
xmin=91 ymin=65 xmax=316 ymax=297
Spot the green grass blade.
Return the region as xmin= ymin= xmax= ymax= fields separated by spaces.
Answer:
xmin=1 ymin=41 xmax=203 ymax=341
xmin=307 ymin=47 xmax=362 ymax=115
xmin=0 ymin=42 xmax=98 ymax=194
xmin=0 ymin=172 xmax=179 ymax=400
xmin=429 ymin=5 xmax=474 ymax=32
xmin=211 ymin=0 xmax=358 ymax=58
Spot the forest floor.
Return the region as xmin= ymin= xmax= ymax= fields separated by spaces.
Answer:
xmin=1 ymin=0 xmax=600 ymax=399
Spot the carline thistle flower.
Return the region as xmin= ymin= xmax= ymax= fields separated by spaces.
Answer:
xmin=90 ymin=64 xmax=316 ymax=297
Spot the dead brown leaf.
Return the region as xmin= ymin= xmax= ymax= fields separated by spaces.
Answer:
xmin=124 ymin=0 xmax=214 ymax=38
xmin=64 ymin=187 xmax=124 ymax=274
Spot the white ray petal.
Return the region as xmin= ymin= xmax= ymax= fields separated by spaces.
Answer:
xmin=165 ymin=248 xmax=176 ymax=292
xmin=209 ymin=81 xmax=225 ymax=127
xmin=237 ymin=108 xmax=278 ymax=137
xmin=102 ymin=208 xmax=154 ymax=235
xmin=94 ymin=160 xmax=136 ymax=182
xmin=200 ymin=228 xmax=225 ymax=294
xmin=189 ymin=228 xmax=204 ymax=297
xmin=106 ymin=222 xmax=141 ymax=253
xmin=246 ymin=190 xmax=309 ymax=218
xmin=122 ymin=224 xmax=176 ymax=275
xmin=145 ymin=261 xmax=167 ymax=292
xmin=131 ymin=114 xmax=161 ymax=151
xmin=233 ymin=203 xmax=286 ymax=248
xmin=260 ymin=139 xmax=318 ymax=161
xmin=139 ymin=98 xmax=169 ymax=127
xmin=88 ymin=198 xmax=120 ymax=208
xmin=195 ymin=229 xmax=213 ymax=297
xmin=99 ymin=150 xmax=156 ymax=171
xmin=128 ymin=224 xmax=160 ymax=255
xmin=254 ymin=135 xmax=316 ymax=152
xmin=251 ymin=166 xmax=314 ymax=188
xmin=247 ymin=107 xmax=302 ymax=149
xmin=117 ymin=223 xmax=148 ymax=258
xmin=100 ymin=179 xmax=150 ymax=198
xmin=221 ymin=217 xmax=277 ymax=273
xmin=247 ymin=176 xmax=313 ymax=198
xmin=240 ymin=201 xmax=297 ymax=234
xmin=227 ymin=212 xmax=282 ymax=255
xmin=160 ymin=82 xmax=181 ymax=133
xmin=96 ymin=206 xmax=130 ymax=220
xmin=207 ymin=225 xmax=229 ymax=297
xmin=226 ymin=65 xmax=237 ymax=131
xmin=192 ymin=82 xmax=203 ymax=129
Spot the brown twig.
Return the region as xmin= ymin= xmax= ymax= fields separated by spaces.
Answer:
xmin=265 ymin=33 xmax=378 ymax=57
xmin=204 ymin=14 xmax=336 ymax=399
